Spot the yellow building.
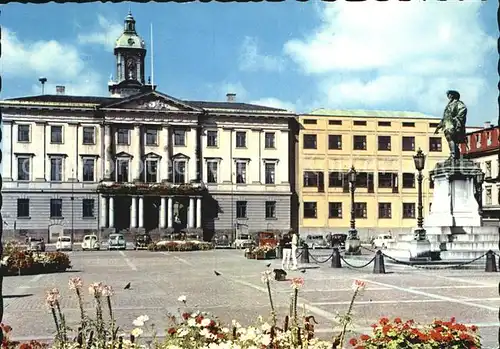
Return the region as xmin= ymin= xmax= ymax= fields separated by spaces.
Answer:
xmin=297 ymin=109 xmax=449 ymax=241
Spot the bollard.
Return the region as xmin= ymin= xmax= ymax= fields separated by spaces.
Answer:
xmin=373 ymin=250 xmax=386 ymax=274
xmin=301 ymin=244 xmax=310 ymax=264
xmin=276 ymin=245 xmax=283 ymax=259
xmin=485 ymin=250 xmax=497 ymax=272
xmin=331 ymin=247 xmax=342 ymax=268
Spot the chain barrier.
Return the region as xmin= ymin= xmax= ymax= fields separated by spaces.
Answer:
xmin=361 ymin=245 xmax=488 ymax=270
xmin=340 ymin=255 xmax=377 ymax=269
xmin=309 ymin=253 xmax=334 ymax=264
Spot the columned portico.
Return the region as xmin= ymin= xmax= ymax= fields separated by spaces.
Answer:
xmin=159 ymin=196 xmax=166 ymax=228
xmin=100 ymin=195 xmax=107 ymax=228
xmin=108 ymin=196 xmax=115 ymax=228
xmin=130 ymin=196 xmax=137 ymax=228
xmin=188 ymin=197 xmax=195 ymax=228
xmin=138 ymin=196 xmax=144 ymax=228
xmin=167 ymin=197 xmax=173 ymax=228
xmin=196 ymin=197 xmax=202 ymax=228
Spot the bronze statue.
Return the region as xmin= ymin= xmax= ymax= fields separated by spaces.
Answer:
xmin=434 ymin=90 xmax=467 ymax=159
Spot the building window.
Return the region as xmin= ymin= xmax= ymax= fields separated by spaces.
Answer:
xmin=429 ymin=178 xmax=434 ymax=189
xmin=206 ymin=161 xmax=218 ymax=183
xmin=265 ymin=163 xmax=276 ymax=184
xmin=403 ymin=203 xmax=416 ymax=218
xmin=82 ymin=127 xmax=95 ymax=145
xmin=402 ymin=122 xmax=415 ymax=127
xmin=50 ymin=157 xmax=63 ymax=182
xmin=402 ymin=136 xmax=415 ymax=151
xmin=353 ymin=135 xmax=367 ymax=150
xmin=174 ymin=130 xmax=186 ymax=146
xmin=303 ymin=135 xmax=317 ymax=149
xmin=328 ymin=171 xmax=344 ymax=187
xmin=236 ymin=132 xmax=247 ymax=148
xmin=146 ymin=129 xmax=158 ymax=146
xmin=485 ymin=186 xmax=492 ymax=205
xmin=50 ymin=199 xmax=63 ymax=218
xmin=378 ymin=172 xmax=397 ymax=189
xmin=145 ymin=159 xmax=158 ymax=183
xmin=354 ymin=172 xmax=374 ymax=192
xmin=265 ymin=201 xmax=276 ymax=219
xmin=475 ymin=133 xmax=481 ymax=148
xmin=50 ymin=125 xmax=63 ymax=144
xmin=487 ymin=132 xmax=492 ymax=146
xmin=329 ymin=120 xmax=342 ymax=125
xmin=173 ymin=160 xmax=186 ymax=184
xmin=236 ymin=161 xmax=247 ymax=184
xmin=378 ymin=121 xmax=391 ymax=127
xmin=402 ymin=173 xmax=415 ymax=188
xmin=207 ymin=131 xmax=218 ymax=147
xmin=117 ymin=129 xmax=129 ymax=145
xmin=378 ymin=203 xmax=392 ymax=218
xmin=429 ymin=137 xmax=442 ymax=152
xmin=82 ymin=199 xmax=94 ymax=218
xmin=116 ymin=159 xmax=129 ymax=182
xmin=329 ymin=202 xmax=342 ymax=218
xmin=328 ymin=135 xmax=342 ymax=150
xmin=236 ymin=201 xmax=247 ymax=219
xmin=303 ymin=171 xmax=318 ymax=187
xmin=354 ymin=203 xmax=367 ymax=218
xmin=303 ymin=119 xmax=317 ymax=125
xmin=303 ymin=202 xmax=317 ymax=219
xmin=82 ymin=158 xmax=95 ymax=182
xmin=378 ymin=136 xmax=391 ymax=151
xmin=17 ymin=199 xmax=30 ymax=218
xmin=265 ymin=132 xmax=275 ymax=149
xmin=17 ymin=157 xmax=30 ymax=181
xmin=485 ymin=161 xmax=492 ymax=178
xmin=353 ymin=120 xmax=367 ymax=126
xmin=18 ymin=125 xmax=30 ymax=142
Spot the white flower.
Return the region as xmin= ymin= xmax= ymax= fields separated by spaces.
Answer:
xmin=187 ymin=318 xmax=196 ymax=327
xmin=261 ymin=334 xmax=272 ymax=346
xmin=132 ymin=315 xmax=149 ymax=327
xmin=201 ymin=318 xmax=211 ymax=327
xmin=200 ymin=328 xmax=211 ymax=338
xmin=221 ymin=327 xmax=229 ymax=333
xmin=178 ymin=295 xmax=187 ymax=303
xmin=177 ymin=328 xmax=189 ymax=337
xmin=261 ymin=322 xmax=271 ymax=332
xmin=131 ymin=328 xmax=143 ymax=337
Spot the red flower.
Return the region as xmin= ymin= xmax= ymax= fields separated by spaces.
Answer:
xmin=182 ymin=312 xmax=190 ymax=320
xmin=195 ymin=315 xmax=204 ymax=324
xmin=167 ymin=327 xmax=176 ymax=335
xmin=379 ymin=317 xmax=389 ymax=325
xmin=359 ymin=334 xmax=370 ymax=341
xmin=393 ymin=317 xmax=402 ymax=324
xmin=349 ymin=338 xmax=357 ymax=346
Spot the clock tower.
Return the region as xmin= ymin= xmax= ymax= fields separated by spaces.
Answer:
xmin=108 ymin=11 xmax=152 ymax=97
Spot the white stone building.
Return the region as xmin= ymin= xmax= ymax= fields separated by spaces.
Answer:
xmin=0 ymin=12 xmax=297 ymax=241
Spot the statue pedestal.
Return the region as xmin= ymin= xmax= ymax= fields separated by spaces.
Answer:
xmin=426 ymin=158 xmax=482 ymax=228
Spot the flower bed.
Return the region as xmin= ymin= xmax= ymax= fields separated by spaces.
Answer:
xmin=1 ymin=243 xmax=71 ymax=276
xmin=148 ymin=240 xmax=214 ymax=252
xmin=3 ymin=273 xmax=481 ymax=349
xmin=245 ymin=244 xmax=276 ymax=259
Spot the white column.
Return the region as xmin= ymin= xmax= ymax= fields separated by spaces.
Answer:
xmin=135 ymin=125 xmax=142 ymax=181
xmin=167 ymin=197 xmax=173 ymax=228
xmin=100 ymin=195 xmax=107 ymax=228
xmin=159 ymin=196 xmax=166 ymax=229
xmin=138 ymin=196 xmax=144 ymax=228
xmin=188 ymin=197 xmax=195 ymax=228
xmin=108 ymin=196 xmax=115 ymax=228
xmin=196 ymin=197 xmax=202 ymax=229
xmin=104 ymin=125 xmax=111 ymax=179
xmin=130 ymin=196 xmax=137 ymax=228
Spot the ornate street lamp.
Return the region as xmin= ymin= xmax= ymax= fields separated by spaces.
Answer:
xmin=413 ymin=149 xmax=426 ymax=238
xmin=345 ymin=166 xmax=361 ymax=255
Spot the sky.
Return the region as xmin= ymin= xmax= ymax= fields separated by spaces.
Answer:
xmin=0 ymin=0 xmax=498 ymax=126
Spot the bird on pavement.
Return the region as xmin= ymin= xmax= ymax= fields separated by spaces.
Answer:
xmin=214 ymin=271 xmax=221 ymax=276
xmin=124 ymin=282 xmax=131 ymax=290
xmin=300 ymin=269 xmax=306 ymax=273
xmin=266 ymin=263 xmax=272 ymax=267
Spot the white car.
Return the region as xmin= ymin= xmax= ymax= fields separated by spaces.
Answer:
xmin=371 ymin=234 xmax=395 ymax=249
xmin=233 ymin=234 xmax=254 ymax=249
xmin=55 ymin=236 xmax=73 ymax=251
xmin=82 ymin=235 xmax=100 ymax=251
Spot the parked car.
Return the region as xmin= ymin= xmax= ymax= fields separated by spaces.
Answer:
xmin=330 ymin=233 xmax=348 ymax=250
xmin=213 ymin=234 xmax=231 ymax=248
xmin=135 ymin=234 xmax=152 ymax=250
xmin=305 ymin=235 xmax=329 ymax=249
xmin=55 ymin=236 xmax=73 ymax=251
xmin=372 ymin=234 xmax=395 ymax=249
xmin=233 ymin=234 xmax=254 ymax=249
xmin=82 ymin=235 xmax=100 ymax=251
xmin=27 ymin=237 xmax=46 ymax=252
xmin=108 ymin=233 xmax=126 ymax=250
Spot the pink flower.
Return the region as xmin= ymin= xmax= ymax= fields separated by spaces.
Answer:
xmin=45 ymin=288 xmax=60 ymax=308
xmin=352 ymin=279 xmax=366 ymax=291
xmin=68 ymin=277 xmax=83 ymax=291
xmin=102 ymin=285 xmax=114 ymax=297
xmin=290 ymin=278 xmax=304 ymax=289
xmin=88 ymin=282 xmax=104 ymax=297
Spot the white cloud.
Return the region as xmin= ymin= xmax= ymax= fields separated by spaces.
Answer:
xmin=249 ymin=97 xmax=296 ymax=112
xmin=283 ymin=2 xmax=497 ymax=119
xmin=239 ymin=36 xmax=285 ymax=72
xmin=77 ymin=15 xmax=122 ymax=51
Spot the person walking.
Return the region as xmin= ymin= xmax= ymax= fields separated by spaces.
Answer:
xmin=281 ymin=232 xmax=292 ymax=270
xmin=290 ymin=231 xmax=299 ymax=270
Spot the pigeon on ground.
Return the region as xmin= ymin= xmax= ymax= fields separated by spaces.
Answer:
xmin=214 ymin=271 xmax=221 ymax=276
xmin=300 ymin=269 xmax=306 ymax=273
xmin=124 ymin=282 xmax=131 ymax=290
xmin=266 ymin=263 xmax=272 ymax=267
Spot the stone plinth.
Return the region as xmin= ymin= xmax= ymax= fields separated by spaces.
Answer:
xmin=426 ymin=158 xmax=483 ymax=228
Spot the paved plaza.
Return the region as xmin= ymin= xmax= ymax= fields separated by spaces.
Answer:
xmin=4 ymin=249 xmax=500 ymax=348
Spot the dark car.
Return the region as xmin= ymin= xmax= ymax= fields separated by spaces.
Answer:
xmin=135 ymin=234 xmax=152 ymax=250
xmin=330 ymin=233 xmax=348 ymax=249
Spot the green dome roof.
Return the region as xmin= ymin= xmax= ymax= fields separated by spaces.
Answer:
xmin=115 ymin=11 xmax=145 ymax=50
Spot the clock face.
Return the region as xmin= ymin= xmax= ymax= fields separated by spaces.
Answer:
xmin=128 ymin=38 xmax=135 ymax=46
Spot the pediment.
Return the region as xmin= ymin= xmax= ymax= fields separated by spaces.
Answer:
xmin=172 ymin=152 xmax=190 ymax=160
xmin=143 ymin=152 xmax=162 ymax=159
xmin=115 ymin=151 xmax=133 ymax=159
xmin=101 ymin=91 xmax=201 ymax=112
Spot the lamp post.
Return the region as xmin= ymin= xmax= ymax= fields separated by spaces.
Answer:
xmin=409 ymin=148 xmax=431 ymax=260
xmin=345 ymin=166 xmax=361 ymax=255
